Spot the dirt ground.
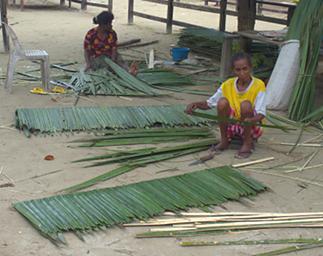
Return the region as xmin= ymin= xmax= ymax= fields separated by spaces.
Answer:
xmin=0 ymin=1 xmax=323 ymax=255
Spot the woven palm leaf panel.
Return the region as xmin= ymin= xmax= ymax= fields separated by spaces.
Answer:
xmin=15 ymin=105 xmax=210 ymax=134
xmin=14 ymin=166 xmax=266 ymax=244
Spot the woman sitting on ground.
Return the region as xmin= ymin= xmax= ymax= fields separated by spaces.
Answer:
xmin=186 ymin=52 xmax=266 ymax=159
xmin=83 ymin=11 xmax=137 ymax=74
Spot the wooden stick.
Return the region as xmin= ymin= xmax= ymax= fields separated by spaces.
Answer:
xmin=125 ymin=215 xmax=323 ymax=227
xmin=117 ymin=38 xmax=141 ymax=48
xmin=280 ymin=143 xmax=323 ymax=147
xmin=150 ymin=218 xmax=323 ymax=232
xmin=232 ymin=157 xmax=275 ymax=168
xmin=250 ymin=170 xmax=323 ymax=188
xmin=163 ymin=211 xmax=323 ymax=217
xmin=284 ymin=163 xmax=323 ymax=174
xmin=303 ymin=134 xmax=323 ymax=144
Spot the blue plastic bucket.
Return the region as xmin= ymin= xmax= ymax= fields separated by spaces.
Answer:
xmin=171 ymin=47 xmax=190 ymax=62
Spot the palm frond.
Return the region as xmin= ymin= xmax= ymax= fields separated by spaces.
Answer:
xmin=71 ymin=127 xmax=214 ymax=147
xmin=70 ymin=57 xmax=162 ymax=96
xmin=64 ymin=139 xmax=216 ymax=192
xmin=13 ymin=166 xmax=266 ymax=243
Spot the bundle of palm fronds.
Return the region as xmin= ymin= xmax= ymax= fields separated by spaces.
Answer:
xmin=70 ymin=57 xmax=162 ymax=96
xmin=15 ymin=105 xmax=210 ymax=135
xmin=137 ymin=69 xmax=194 ymax=86
xmin=65 ymin=139 xmax=215 ymax=192
xmin=14 ymin=166 xmax=266 ymax=243
xmin=287 ymin=0 xmax=323 ymax=121
xmin=177 ymin=28 xmax=278 ymax=70
xmin=72 ymin=127 xmax=214 ymax=147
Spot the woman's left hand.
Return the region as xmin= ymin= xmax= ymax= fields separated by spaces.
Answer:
xmin=129 ymin=62 xmax=138 ymax=76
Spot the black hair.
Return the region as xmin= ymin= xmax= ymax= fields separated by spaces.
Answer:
xmin=93 ymin=11 xmax=114 ymax=25
xmin=231 ymin=52 xmax=252 ymax=68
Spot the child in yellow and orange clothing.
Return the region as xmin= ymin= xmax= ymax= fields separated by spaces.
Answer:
xmin=186 ymin=52 xmax=266 ymax=159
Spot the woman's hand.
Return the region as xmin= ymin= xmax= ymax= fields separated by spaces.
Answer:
xmin=186 ymin=101 xmax=210 ymax=115
xmin=129 ymin=62 xmax=138 ymax=76
xmin=185 ymin=103 xmax=198 ymax=115
xmin=244 ymin=114 xmax=264 ymax=124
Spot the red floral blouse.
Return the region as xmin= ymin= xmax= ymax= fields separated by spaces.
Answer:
xmin=83 ymin=27 xmax=118 ymax=58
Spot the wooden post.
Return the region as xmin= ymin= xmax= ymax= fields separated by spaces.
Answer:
xmin=108 ymin=0 xmax=113 ymax=12
xmin=287 ymin=5 xmax=296 ymax=25
xmin=256 ymin=1 xmax=262 ymax=15
xmin=128 ymin=0 xmax=134 ymax=24
xmin=166 ymin=0 xmax=174 ymax=34
xmin=81 ymin=0 xmax=87 ymax=10
xmin=237 ymin=0 xmax=256 ymax=52
xmin=219 ymin=0 xmax=227 ymax=32
xmin=60 ymin=0 xmax=65 ymax=6
xmin=1 ymin=0 xmax=9 ymax=53
xmin=220 ymin=36 xmax=233 ymax=79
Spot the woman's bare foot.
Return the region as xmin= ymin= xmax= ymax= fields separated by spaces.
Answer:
xmin=235 ymin=143 xmax=253 ymax=159
xmin=209 ymin=140 xmax=230 ymax=155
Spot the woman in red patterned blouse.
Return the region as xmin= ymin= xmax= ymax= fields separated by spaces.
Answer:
xmin=84 ymin=11 xmax=137 ymax=75
xmin=84 ymin=11 xmax=118 ymax=71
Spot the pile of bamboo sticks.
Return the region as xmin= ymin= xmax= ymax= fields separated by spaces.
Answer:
xmin=131 ymin=211 xmax=323 ymax=238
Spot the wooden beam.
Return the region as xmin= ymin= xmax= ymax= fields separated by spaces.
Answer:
xmin=133 ymin=11 xmax=206 ymax=29
xmin=219 ymin=0 xmax=227 ymax=31
xmin=0 ymin=0 xmax=9 ymax=53
xmin=128 ymin=0 xmax=134 ymax=24
xmin=166 ymin=0 xmax=174 ymax=34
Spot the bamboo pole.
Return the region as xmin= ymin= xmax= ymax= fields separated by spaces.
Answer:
xmin=150 ymin=218 xmax=323 ymax=232
xmin=125 ymin=215 xmax=323 ymax=227
xmin=232 ymin=157 xmax=275 ymax=168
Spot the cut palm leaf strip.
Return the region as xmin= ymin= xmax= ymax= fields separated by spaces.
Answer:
xmin=190 ymin=111 xmax=295 ymax=131
xmin=13 ymin=166 xmax=266 ymax=243
xmin=15 ymin=105 xmax=211 ymax=135
xmin=65 ymin=139 xmax=216 ymax=192
xmin=180 ymin=238 xmax=323 ymax=247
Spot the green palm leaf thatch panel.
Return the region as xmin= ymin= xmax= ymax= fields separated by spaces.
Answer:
xmin=15 ymin=105 xmax=210 ymax=134
xmin=287 ymin=0 xmax=323 ymax=121
xmin=70 ymin=57 xmax=162 ymax=96
xmin=13 ymin=166 xmax=266 ymax=243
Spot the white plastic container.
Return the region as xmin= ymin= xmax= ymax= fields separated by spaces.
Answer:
xmin=265 ymin=40 xmax=300 ymax=110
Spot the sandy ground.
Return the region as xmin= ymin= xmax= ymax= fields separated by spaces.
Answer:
xmin=0 ymin=1 xmax=323 ymax=255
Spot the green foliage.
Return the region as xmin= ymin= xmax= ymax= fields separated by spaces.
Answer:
xmin=287 ymin=0 xmax=323 ymax=121
xmin=13 ymin=166 xmax=266 ymax=243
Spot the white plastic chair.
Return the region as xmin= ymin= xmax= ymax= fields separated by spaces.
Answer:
xmin=2 ymin=22 xmax=50 ymax=93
